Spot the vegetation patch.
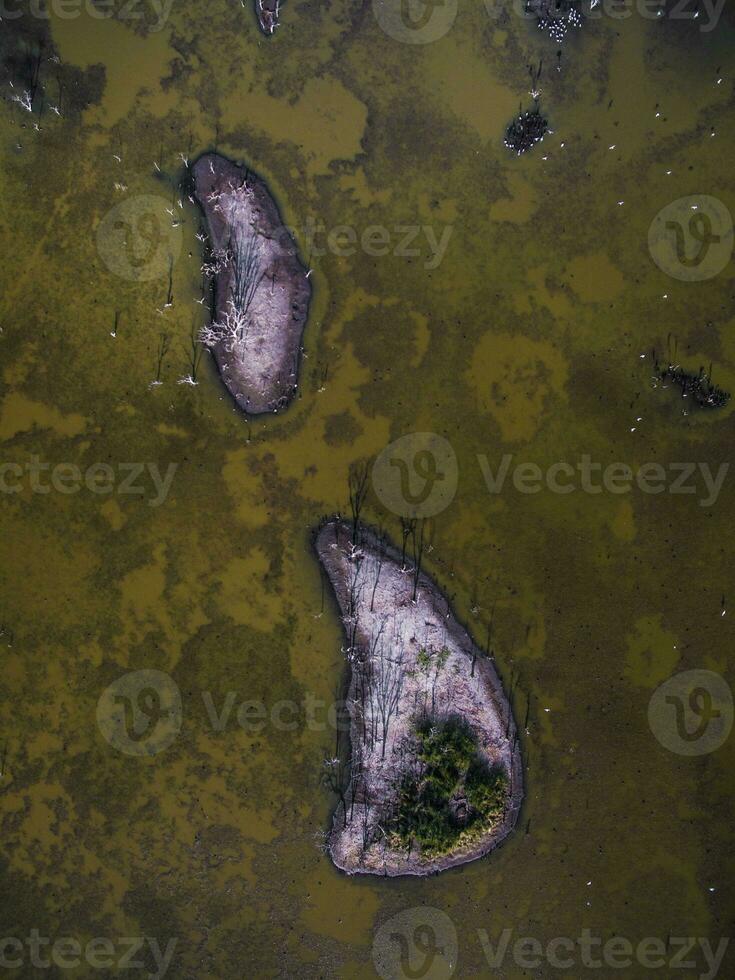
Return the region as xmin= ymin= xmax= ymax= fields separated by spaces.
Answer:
xmin=653 ymin=356 xmax=730 ymax=410
xmin=388 ymin=716 xmax=508 ymax=857
xmin=504 ymin=105 xmax=548 ymax=156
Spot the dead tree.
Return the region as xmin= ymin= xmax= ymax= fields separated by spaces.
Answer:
xmin=370 ymin=528 xmax=386 ymax=612
xmin=374 ymin=641 xmax=405 ymax=760
xmin=185 ymin=319 xmax=204 ymax=383
xmin=322 ymin=757 xmax=349 ymax=829
xmin=152 ymin=333 xmax=171 ymax=385
xmin=411 ymin=519 xmax=427 ymax=602
xmin=348 ymin=461 xmax=370 ymax=547
xmin=400 ymin=517 xmax=416 ymax=570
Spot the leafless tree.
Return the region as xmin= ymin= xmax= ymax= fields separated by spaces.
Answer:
xmin=370 ymin=528 xmax=386 ymax=613
xmin=411 ymin=519 xmax=427 ymax=602
xmin=374 ymin=641 xmax=405 ymax=760
xmin=360 ymin=783 xmax=373 ymax=854
xmin=150 ymin=332 xmax=171 ymax=386
xmin=166 ymin=253 xmax=174 ymax=307
xmin=231 ymin=227 xmax=263 ymax=324
xmin=180 ymin=320 xmax=204 ymax=385
xmin=400 ymin=517 xmax=416 ymax=571
xmin=322 ymin=756 xmax=349 ymax=829
xmin=348 ymin=461 xmax=370 ymax=547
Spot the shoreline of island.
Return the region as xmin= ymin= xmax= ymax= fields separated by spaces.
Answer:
xmin=315 ymin=519 xmax=524 ymax=877
xmin=192 ymin=151 xmax=311 ymax=416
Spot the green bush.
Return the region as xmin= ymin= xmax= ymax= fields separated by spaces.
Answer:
xmin=390 ymin=716 xmax=508 ymax=857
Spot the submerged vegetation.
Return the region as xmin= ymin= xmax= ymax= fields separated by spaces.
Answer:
xmin=505 ymin=104 xmax=549 ymax=155
xmin=652 ymin=347 xmax=731 ymax=410
xmin=389 ymin=716 xmax=508 ymax=857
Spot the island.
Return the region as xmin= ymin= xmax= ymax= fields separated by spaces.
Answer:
xmin=192 ymin=152 xmax=311 ymax=415
xmin=315 ymin=519 xmax=523 ymax=877
xmin=255 ymin=0 xmax=280 ymax=34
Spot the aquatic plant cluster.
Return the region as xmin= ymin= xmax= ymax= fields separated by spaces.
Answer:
xmin=389 ymin=716 xmax=508 ymax=857
xmin=504 ymin=106 xmax=549 ymax=155
xmin=526 ymin=0 xmax=585 ymax=43
xmin=653 ymin=356 xmax=731 ymax=409
xmin=503 ymin=0 xmax=586 ymax=155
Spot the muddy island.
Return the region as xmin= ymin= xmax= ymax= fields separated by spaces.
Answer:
xmin=192 ymin=152 xmax=311 ymax=415
xmin=316 ymin=520 xmax=523 ymax=877
xmin=255 ymin=0 xmax=280 ymax=34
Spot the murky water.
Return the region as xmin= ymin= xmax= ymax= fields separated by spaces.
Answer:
xmin=1 ymin=2 xmax=734 ymax=977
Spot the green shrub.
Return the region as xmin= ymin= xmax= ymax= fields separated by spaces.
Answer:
xmin=389 ymin=716 xmax=508 ymax=857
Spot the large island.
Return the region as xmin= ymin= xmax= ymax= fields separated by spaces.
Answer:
xmin=316 ymin=520 xmax=523 ymax=876
xmin=192 ymin=152 xmax=311 ymax=415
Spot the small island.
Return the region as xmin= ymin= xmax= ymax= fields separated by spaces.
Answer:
xmin=316 ymin=520 xmax=523 ymax=877
xmin=192 ymin=152 xmax=311 ymax=415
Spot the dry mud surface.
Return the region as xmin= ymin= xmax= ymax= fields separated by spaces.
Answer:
xmin=316 ymin=520 xmax=524 ymax=877
xmin=193 ymin=152 xmax=311 ymax=415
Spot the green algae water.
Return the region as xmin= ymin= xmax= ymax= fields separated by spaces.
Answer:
xmin=1 ymin=1 xmax=734 ymax=976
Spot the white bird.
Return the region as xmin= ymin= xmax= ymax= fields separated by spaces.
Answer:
xmin=113 ymin=154 xmax=122 ymax=163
